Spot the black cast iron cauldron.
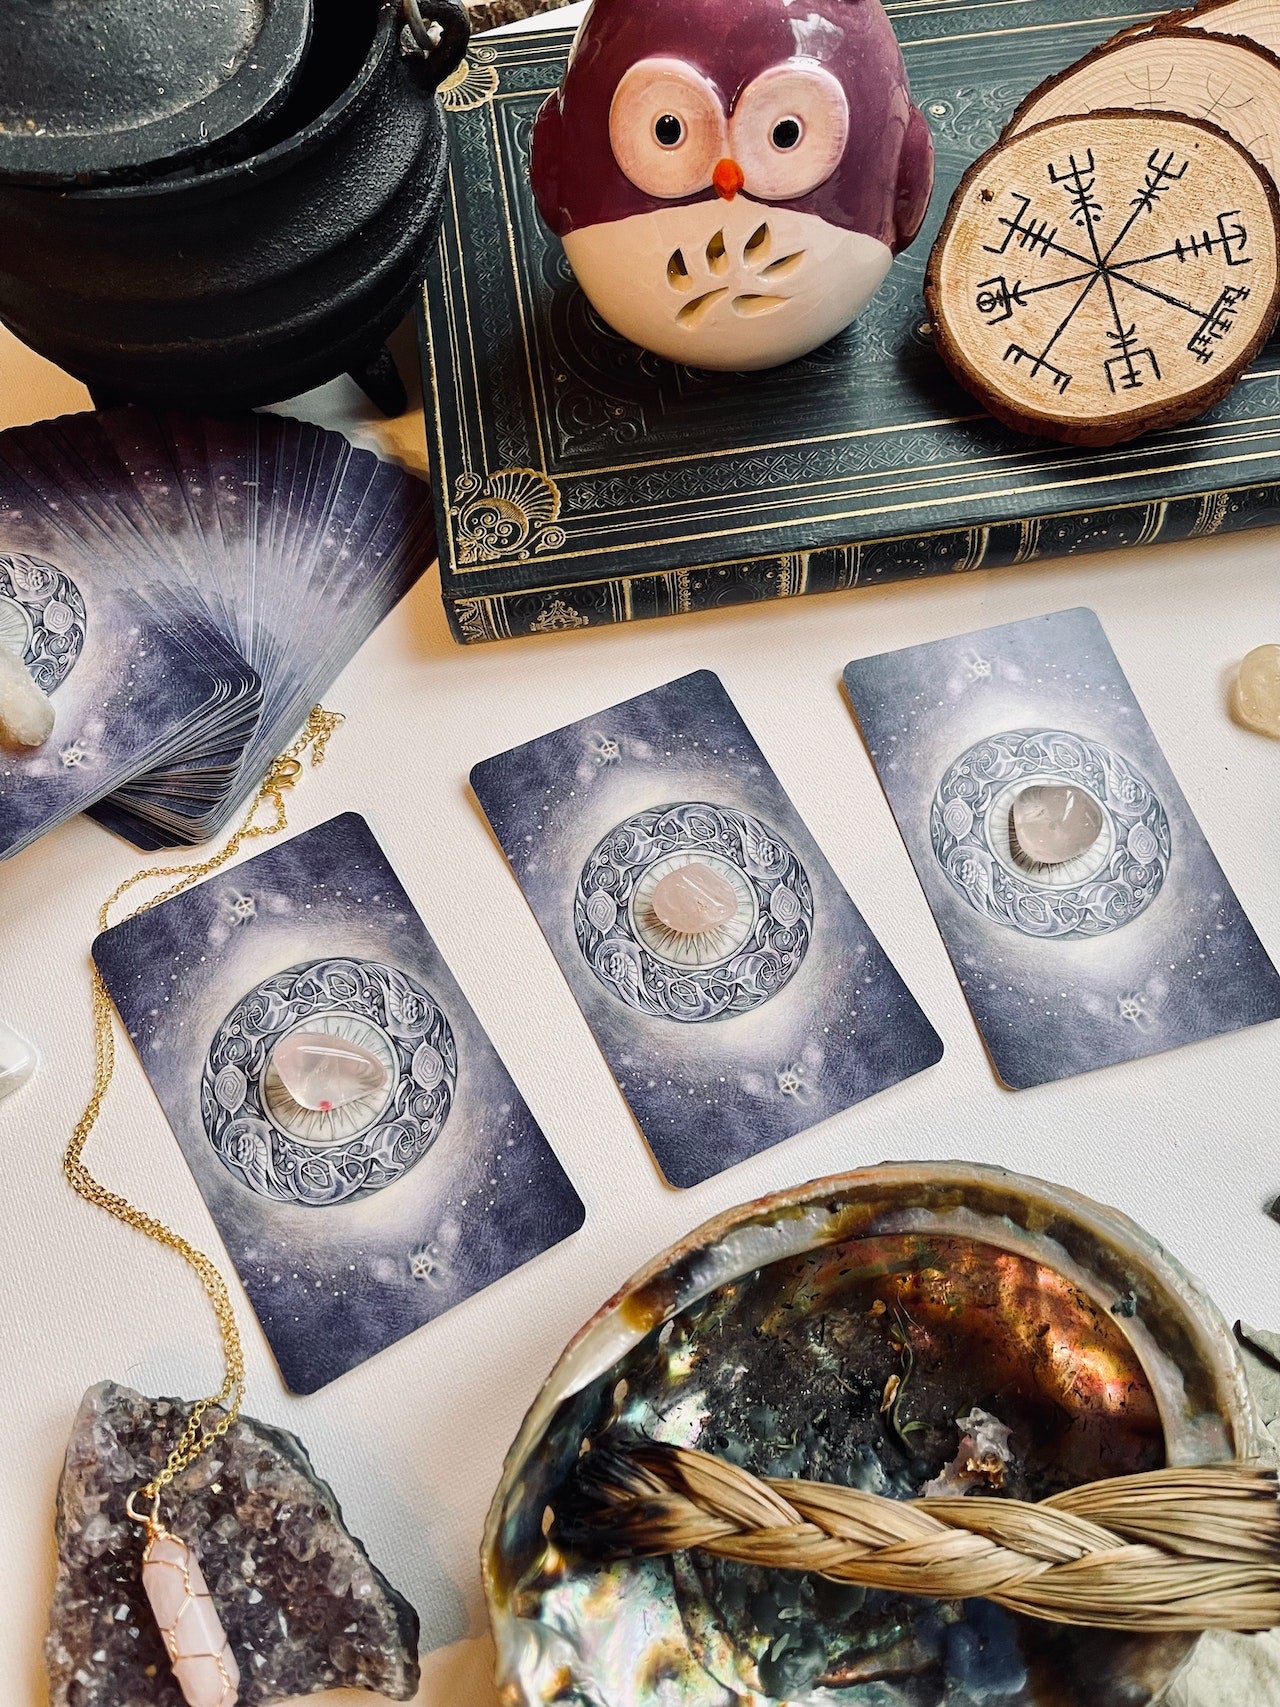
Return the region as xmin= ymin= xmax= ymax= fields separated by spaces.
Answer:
xmin=0 ymin=0 xmax=469 ymax=414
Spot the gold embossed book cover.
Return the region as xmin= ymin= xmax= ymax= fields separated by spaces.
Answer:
xmin=419 ymin=4 xmax=1280 ymax=643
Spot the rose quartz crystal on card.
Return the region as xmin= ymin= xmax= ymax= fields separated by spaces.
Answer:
xmin=650 ymin=862 xmax=740 ymax=935
xmin=270 ymin=1031 xmax=389 ymax=1112
xmin=0 ymin=648 xmax=54 ymax=749
xmin=530 ymin=0 xmax=933 ymax=369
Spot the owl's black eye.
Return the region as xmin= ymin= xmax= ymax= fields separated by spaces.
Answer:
xmin=772 ymin=116 xmax=803 ymax=149
xmin=654 ymin=113 xmax=684 ymax=148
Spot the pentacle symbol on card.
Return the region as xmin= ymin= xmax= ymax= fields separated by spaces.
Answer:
xmin=0 ymin=553 xmax=86 ymax=692
xmin=574 ymin=802 xmax=813 ymax=1022
xmin=201 ymin=957 xmax=457 ymax=1206
xmin=931 ymin=729 xmax=1171 ymax=939
xmin=926 ymin=111 xmax=1280 ymax=445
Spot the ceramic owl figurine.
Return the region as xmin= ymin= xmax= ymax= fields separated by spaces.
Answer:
xmin=530 ymin=0 xmax=934 ymax=371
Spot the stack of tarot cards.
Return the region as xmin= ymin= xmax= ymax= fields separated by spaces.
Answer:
xmin=0 ymin=410 xmax=433 ymax=858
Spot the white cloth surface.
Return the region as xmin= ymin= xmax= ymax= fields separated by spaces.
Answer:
xmin=0 ymin=8 xmax=1277 ymax=1698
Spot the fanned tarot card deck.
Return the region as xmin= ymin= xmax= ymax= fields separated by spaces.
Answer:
xmin=0 ymin=410 xmax=434 ymax=857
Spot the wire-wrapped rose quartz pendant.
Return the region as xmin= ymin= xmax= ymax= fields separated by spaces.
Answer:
xmin=142 ymin=1528 xmax=239 ymax=1707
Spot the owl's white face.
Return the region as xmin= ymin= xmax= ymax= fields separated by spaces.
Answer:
xmin=563 ymin=55 xmax=893 ymax=370
xmin=564 ymin=193 xmax=892 ymax=371
xmin=608 ymin=55 xmax=851 ymax=204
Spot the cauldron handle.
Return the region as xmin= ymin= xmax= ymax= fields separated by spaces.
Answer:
xmin=400 ymin=0 xmax=471 ymax=90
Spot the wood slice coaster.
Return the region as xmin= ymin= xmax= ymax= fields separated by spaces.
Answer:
xmin=1182 ymin=0 xmax=1280 ymax=58
xmin=1109 ymin=0 xmax=1280 ymax=61
xmin=924 ymin=110 xmax=1280 ymax=445
xmin=1005 ymin=28 xmax=1280 ymax=187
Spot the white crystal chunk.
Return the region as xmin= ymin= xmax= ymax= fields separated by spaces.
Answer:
xmin=270 ymin=1031 xmax=390 ymax=1113
xmin=650 ymin=862 xmax=740 ymax=936
xmin=142 ymin=1530 xmax=239 ymax=1707
xmin=0 ymin=1020 xmax=37 ymax=1100
xmin=1233 ymin=643 xmax=1280 ymax=739
xmin=0 ymin=648 xmax=54 ymax=749
xmin=1010 ymin=783 xmax=1104 ymax=866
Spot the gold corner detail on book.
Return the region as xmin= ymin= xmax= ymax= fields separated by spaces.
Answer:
xmin=454 ymin=467 xmax=565 ymax=565
xmin=1014 ymin=518 xmax=1042 ymax=564
xmin=779 ymin=554 xmax=809 ymax=597
xmin=440 ymin=49 xmax=500 ymax=111
xmin=1136 ymin=502 xmax=1167 ymax=548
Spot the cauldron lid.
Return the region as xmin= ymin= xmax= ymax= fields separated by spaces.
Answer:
xmin=0 ymin=0 xmax=314 ymax=187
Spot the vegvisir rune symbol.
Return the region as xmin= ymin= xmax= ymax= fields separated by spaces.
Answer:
xmin=930 ymin=112 xmax=1280 ymax=443
xmin=981 ymin=145 xmax=1248 ymax=395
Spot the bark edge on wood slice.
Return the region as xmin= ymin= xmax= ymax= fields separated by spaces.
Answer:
xmin=924 ymin=108 xmax=1280 ymax=447
xmin=1003 ymin=28 xmax=1280 ymax=190
xmin=1099 ymin=0 xmax=1280 ymax=59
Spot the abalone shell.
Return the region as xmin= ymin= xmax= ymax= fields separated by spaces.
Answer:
xmin=484 ymin=1163 xmax=1255 ymax=1707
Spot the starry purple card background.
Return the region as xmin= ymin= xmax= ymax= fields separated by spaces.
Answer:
xmin=0 ymin=585 xmax=223 ymax=858
xmin=0 ymin=456 xmax=243 ymax=858
xmin=471 ymin=670 xmax=942 ymax=1188
xmin=844 ymin=608 xmax=1280 ymax=1089
xmin=93 ymin=813 xmax=584 ymax=1393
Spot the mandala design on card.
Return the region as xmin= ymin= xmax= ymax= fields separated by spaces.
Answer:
xmin=574 ymin=802 xmax=813 ymax=1022
xmin=201 ymin=957 xmax=457 ymax=1205
xmin=931 ymin=730 xmax=1170 ymax=939
xmin=0 ymin=554 xmax=86 ymax=692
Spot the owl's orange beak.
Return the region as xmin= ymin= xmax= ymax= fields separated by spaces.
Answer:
xmin=713 ymin=157 xmax=745 ymax=200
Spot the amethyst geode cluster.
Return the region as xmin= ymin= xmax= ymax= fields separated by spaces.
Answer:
xmin=46 ymin=1383 xmax=420 ymax=1707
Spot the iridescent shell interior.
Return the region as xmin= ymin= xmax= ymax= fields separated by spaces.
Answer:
xmin=485 ymin=1164 xmax=1255 ymax=1707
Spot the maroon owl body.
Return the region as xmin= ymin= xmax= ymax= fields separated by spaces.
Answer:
xmin=531 ymin=0 xmax=933 ymax=369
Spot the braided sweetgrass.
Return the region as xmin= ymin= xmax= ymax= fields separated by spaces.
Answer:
xmin=555 ymin=1441 xmax=1280 ymax=1633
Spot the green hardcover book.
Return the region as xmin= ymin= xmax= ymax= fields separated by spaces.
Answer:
xmin=419 ymin=2 xmax=1280 ymax=643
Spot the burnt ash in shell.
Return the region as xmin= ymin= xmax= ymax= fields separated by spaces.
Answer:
xmin=543 ymin=1234 xmax=1177 ymax=1704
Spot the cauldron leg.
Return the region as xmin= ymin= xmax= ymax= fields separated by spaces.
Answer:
xmin=350 ymin=345 xmax=408 ymax=416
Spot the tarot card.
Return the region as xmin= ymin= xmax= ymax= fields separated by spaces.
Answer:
xmin=0 ymin=409 xmax=432 ymax=853
xmin=471 ymin=671 xmax=942 ymax=1188
xmin=0 ymin=456 xmax=258 ymax=859
xmin=93 ymin=813 xmax=585 ymax=1393
xmin=843 ymin=608 xmax=1280 ymax=1090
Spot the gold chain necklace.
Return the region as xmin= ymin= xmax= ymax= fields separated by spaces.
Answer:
xmin=61 ymin=706 xmax=342 ymax=1707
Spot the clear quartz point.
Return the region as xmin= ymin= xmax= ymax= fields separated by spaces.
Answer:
xmin=1010 ymin=782 xmax=1104 ymax=866
xmin=0 ymin=1019 xmax=37 ymax=1100
xmin=651 ymin=863 xmax=739 ymax=935
xmin=270 ymin=1031 xmax=389 ymax=1113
